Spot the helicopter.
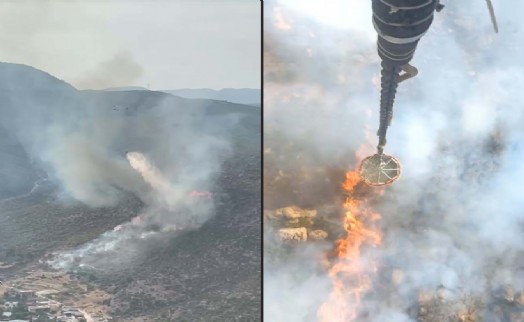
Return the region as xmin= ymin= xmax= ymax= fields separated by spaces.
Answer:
xmin=359 ymin=0 xmax=499 ymax=186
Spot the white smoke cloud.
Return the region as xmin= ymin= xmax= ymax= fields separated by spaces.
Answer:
xmin=265 ymin=0 xmax=524 ymax=321
xmin=39 ymin=100 xmax=233 ymax=268
xmin=0 ymin=62 xmax=237 ymax=270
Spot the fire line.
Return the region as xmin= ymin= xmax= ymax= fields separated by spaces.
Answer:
xmin=318 ymin=170 xmax=383 ymax=321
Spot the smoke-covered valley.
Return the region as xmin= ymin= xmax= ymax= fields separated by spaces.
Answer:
xmin=0 ymin=61 xmax=260 ymax=321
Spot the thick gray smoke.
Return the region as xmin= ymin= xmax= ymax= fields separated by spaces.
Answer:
xmin=0 ymin=62 xmax=236 ymax=269
xmin=74 ymin=51 xmax=144 ymax=90
xmin=264 ymin=0 xmax=524 ymax=321
xmin=44 ymin=94 xmax=232 ymax=268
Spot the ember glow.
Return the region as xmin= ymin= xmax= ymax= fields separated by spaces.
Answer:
xmin=318 ymin=169 xmax=383 ymax=321
xmin=190 ymin=191 xmax=213 ymax=199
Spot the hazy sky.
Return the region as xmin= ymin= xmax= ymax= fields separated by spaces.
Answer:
xmin=0 ymin=0 xmax=260 ymax=90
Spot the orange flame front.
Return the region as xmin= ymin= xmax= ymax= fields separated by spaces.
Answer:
xmin=318 ymin=170 xmax=383 ymax=321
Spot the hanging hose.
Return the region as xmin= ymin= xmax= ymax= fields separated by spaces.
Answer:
xmin=359 ymin=0 xmax=440 ymax=185
xmin=377 ymin=62 xmax=401 ymax=155
xmin=371 ymin=0 xmax=440 ymax=155
xmin=364 ymin=0 xmax=497 ymax=185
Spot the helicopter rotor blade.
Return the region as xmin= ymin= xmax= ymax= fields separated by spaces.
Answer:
xmin=485 ymin=0 xmax=499 ymax=33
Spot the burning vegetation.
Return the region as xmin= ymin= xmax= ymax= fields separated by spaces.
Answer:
xmin=264 ymin=148 xmax=386 ymax=321
xmin=264 ymin=138 xmax=524 ymax=322
xmin=264 ymin=2 xmax=524 ymax=321
xmin=318 ymin=170 xmax=383 ymax=322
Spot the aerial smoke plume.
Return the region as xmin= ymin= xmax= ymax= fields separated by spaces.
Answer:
xmin=264 ymin=0 xmax=524 ymax=321
xmin=0 ymin=61 xmax=236 ymax=270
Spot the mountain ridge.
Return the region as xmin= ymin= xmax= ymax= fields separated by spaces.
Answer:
xmin=102 ymin=85 xmax=260 ymax=106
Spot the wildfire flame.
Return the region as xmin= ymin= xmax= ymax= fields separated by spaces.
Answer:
xmin=318 ymin=170 xmax=383 ymax=321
